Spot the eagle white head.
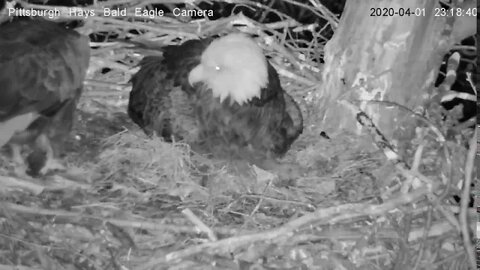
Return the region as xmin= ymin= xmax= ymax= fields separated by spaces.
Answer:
xmin=188 ymin=33 xmax=268 ymax=105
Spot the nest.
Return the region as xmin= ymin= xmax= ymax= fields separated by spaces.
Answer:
xmin=0 ymin=1 xmax=477 ymax=270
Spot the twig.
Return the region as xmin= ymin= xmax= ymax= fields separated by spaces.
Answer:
xmin=412 ymin=205 xmax=432 ymax=270
xmin=459 ymin=130 xmax=476 ymax=269
xmin=91 ymin=16 xmax=197 ymax=38
xmin=270 ymin=63 xmax=317 ymax=86
xmin=84 ymin=80 xmax=130 ymax=92
xmin=182 ymin=208 xmax=217 ymax=241
xmin=90 ymin=57 xmax=132 ymax=71
xmin=241 ymin=194 xmax=313 ymax=208
xmin=307 ymin=0 xmax=339 ymax=28
xmin=362 ymin=100 xmax=446 ymax=142
xmin=430 ymin=201 xmax=461 ymax=231
xmin=407 ymin=220 xmax=473 ymax=242
xmin=0 ymin=175 xmax=44 ymax=195
xmin=411 ymin=136 xmax=426 ymax=172
xmin=138 ymin=187 xmax=430 ymax=269
xmin=431 ymin=250 xmax=467 ymax=268
xmin=1 ymin=202 xmax=247 ymax=236
xmin=0 ymin=264 xmax=42 ymax=270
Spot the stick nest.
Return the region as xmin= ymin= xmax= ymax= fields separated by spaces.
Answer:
xmin=0 ymin=1 xmax=476 ymax=269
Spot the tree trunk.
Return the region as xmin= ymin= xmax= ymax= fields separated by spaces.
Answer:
xmin=312 ymin=0 xmax=476 ymax=138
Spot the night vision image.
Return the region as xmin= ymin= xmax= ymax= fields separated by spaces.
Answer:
xmin=0 ymin=0 xmax=477 ymax=269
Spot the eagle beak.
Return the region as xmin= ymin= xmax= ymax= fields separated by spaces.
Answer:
xmin=188 ymin=64 xmax=204 ymax=86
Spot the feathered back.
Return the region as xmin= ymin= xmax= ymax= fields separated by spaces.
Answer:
xmin=128 ymin=34 xmax=303 ymax=161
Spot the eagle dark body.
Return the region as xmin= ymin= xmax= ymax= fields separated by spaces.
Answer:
xmin=0 ymin=15 xmax=90 ymax=175
xmin=129 ymin=35 xmax=303 ymax=162
xmin=0 ymin=18 xmax=88 ymax=118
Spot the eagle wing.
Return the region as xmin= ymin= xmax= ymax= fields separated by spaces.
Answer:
xmin=0 ymin=19 xmax=89 ymax=120
xmin=0 ymin=19 xmax=90 ymax=148
xmin=282 ymin=92 xmax=304 ymax=145
xmin=129 ymin=56 xmax=174 ymax=137
xmin=129 ymin=39 xmax=210 ymax=140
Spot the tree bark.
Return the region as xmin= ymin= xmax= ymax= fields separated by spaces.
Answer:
xmin=312 ymin=0 xmax=476 ymax=138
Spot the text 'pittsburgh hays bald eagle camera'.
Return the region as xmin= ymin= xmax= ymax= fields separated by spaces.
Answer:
xmin=128 ymin=33 xmax=304 ymax=165
xmin=0 ymin=0 xmax=90 ymax=176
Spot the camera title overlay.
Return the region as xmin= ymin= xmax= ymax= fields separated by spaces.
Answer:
xmin=7 ymin=7 xmax=214 ymax=19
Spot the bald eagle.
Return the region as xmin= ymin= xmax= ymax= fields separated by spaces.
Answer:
xmin=128 ymin=33 xmax=303 ymax=165
xmin=0 ymin=1 xmax=90 ymax=176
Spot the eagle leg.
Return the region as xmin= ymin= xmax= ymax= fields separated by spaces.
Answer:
xmin=38 ymin=133 xmax=66 ymax=175
xmin=10 ymin=144 xmax=29 ymax=177
xmin=26 ymin=134 xmax=66 ymax=176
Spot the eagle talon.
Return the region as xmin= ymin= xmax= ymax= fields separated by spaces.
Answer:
xmin=27 ymin=134 xmax=67 ymax=176
xmin=39 ymin=159 xmax=66 ymax=175
xmin=26 ymin=153 xmax=66 ymax=177
xmin=10 ymin=144 xmax=24 ymax=165
xmin=13 ymin=163 xmax=29 ymax=178
xmin=9 ymin=144 xmax=29 ymax=177
xmin=12 ymin=164 xmax=30 ymax=178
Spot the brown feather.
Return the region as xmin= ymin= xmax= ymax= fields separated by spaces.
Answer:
xmin=128 ymin=34 xmax=303 ymax=164
xmin=0 ymin=17 xmax=90 ymax=175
